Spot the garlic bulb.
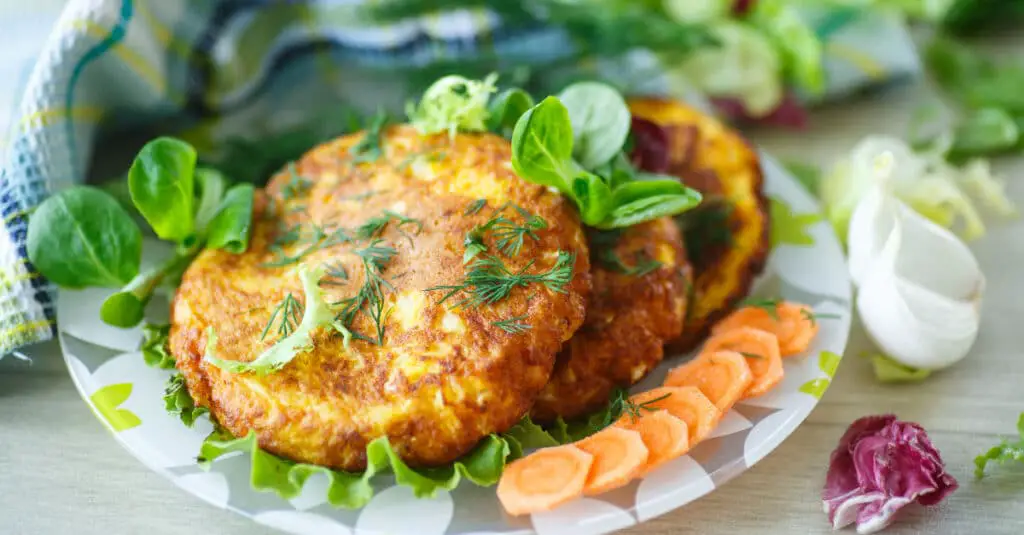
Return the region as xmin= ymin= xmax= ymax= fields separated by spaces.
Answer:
xmin=848 ymin=182 xmax=985 ymax=370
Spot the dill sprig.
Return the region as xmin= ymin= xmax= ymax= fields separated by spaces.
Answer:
xmin=493 ymin=314 xmax=531 ymax=334
xmin=620 ymin=392 xmax=672 ymax=424
xmin=281 ymin=162 xmax=313 ymax=201
xmin=462 ymin=204 xmax=547 ymax=262
xmin=491 ymin=215 xmax=547 ymax=256
xmin=320 ymin=261 xmax=349 ymax=286
xmin=350 ymin=109 xmax=389 ymax=164
xmin=801 ymin=308 xmax=841 ymax=326
xmin=263 ymin=224 xmax=352 ymax=268
xmin=741 ymin=297 xmax=782 ymax=320
xmin=677 ymin=198 xmax=734 ymax=268
xmin=428 ymin=251 xmax=575 ymax=308
xmin=355 ymin=210 xmax=423 ymax=242
xmin=333 ymin=240 xmax=397 ymax=345
xmin=739 ymin=351 xmax=765 ymax=360
xmin=464 ymin=198 xmax=487 ymax=216
xmin=261 ymin=292 xmax=303 ymax=341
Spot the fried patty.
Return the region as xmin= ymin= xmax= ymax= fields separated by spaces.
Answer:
xmin=169 ymin=126 xmax=591 ymax=471
xmin=626 ymin=98 xmax=770 ymax=353
xmin=530 ymin=218 xmax=691 ymax=422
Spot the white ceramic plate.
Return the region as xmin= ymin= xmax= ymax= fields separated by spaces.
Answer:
xmin=60 ymin=154 xmax=851 ymax=535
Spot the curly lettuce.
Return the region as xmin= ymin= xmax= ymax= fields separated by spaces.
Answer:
xmin=141 ymin=322 xmax=175 ymax=369
xmin=205 ymin=264 xmax=350 ymax=375
xmin=975 ymin=413 xmax=1024 ymax=479
xmin=163 ymin=374 xmax=208 ymax=427
xmin=407 ymin=74 xmax=498 ymax=138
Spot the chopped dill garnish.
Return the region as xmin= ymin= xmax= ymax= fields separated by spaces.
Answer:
xmin=739 ymin=351 xmax=765 ymax=360
xmin=428 ymin=251 xmax=575 ymax=308
xmin=741 ymin=297 xmax=782 ymax=320
xmin=262 ymin=224 xmax=352 ymax=267
xmin=350 ymin=109 xmax=389 ymax=164
xmin=281 ymin=162 xmax=313 ymax=200
xmin=342 ymin=189 xmax=386 ymax=201
xmin=355 ymin=211 xmax=423 ymax=242
xmin=493 ymin=315 xmax=531 ymax=334
xmin=261 ymin=293 xmax=303 ymax=341
xmin=320 ymin=261 xmax=349 ymax=286
xmin=462 ymin=204 xmax=547 ymax=261
xmin=464 ymin=198 xmax=487 ymax=216
xmin=333 ymin=240 xmax=397 ymax=345
xmin=801 ymin=308 xmax=841 ymax=326
xmin=610 ymin=390 xmax=671 ymax=424
xmin=491 ymin=216 xmax=547 ymax=257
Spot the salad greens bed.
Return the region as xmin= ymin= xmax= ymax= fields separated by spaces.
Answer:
xmin=28 ymin=74 xmax=703 ymax=507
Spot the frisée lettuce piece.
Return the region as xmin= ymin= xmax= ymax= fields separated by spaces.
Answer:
xmin=975 ymin=412 xmax=1024 ymax=479
xmin=407 ymin=74 xmax=498 ymax=138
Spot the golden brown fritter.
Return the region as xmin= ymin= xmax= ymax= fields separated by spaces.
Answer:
xmin=530 ymin=218 xmax=691 ymax=422
xmin=169 ymin=126 xmax=591 ymax=471
xmin=626 ymin=98 xmax=770 ymax=353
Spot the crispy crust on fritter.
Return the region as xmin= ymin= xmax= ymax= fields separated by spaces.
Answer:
xmin=169 ymin=127 xmax=591 ymax=471
xmin=530 ymin=218 xmax=691 ymax=422
xmin=626 ymin=98 xmax=770 ymax=354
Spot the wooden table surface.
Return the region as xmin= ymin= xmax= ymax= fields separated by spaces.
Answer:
xmin=3 ymin=81 xmax=1024 ymax=535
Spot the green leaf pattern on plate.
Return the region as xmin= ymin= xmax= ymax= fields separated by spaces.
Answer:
xmin=89 ymin=383 xmax=142 ymax=432
xmin=770 ymin=197 xmax=821 ymax=247
xmin=799 ymin=350 xmax=843 ymax=399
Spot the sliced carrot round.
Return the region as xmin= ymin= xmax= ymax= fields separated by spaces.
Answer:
xmin=616 ymin=410 xmax=689 ymax=474
xmin=712 ymin=301 xmax=820 ymax=356
xmin=702 ymin=327 xmax=783 ymax=398
xmin=665 ymin=350 xmax=753 ymax=412
xmin=497 ymin=444 xmax=594 ymax=516
xmin=625 ymin=386 xmax=721 ymax=445
xmin=575 ymin=426 xmax=649 ymax=495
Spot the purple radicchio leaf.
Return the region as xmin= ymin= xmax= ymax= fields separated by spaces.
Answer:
xmin=823 ymin=415 xmax=958 ymax=534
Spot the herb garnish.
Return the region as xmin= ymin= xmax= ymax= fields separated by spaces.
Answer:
xmin=333 ymin=240 xmax=397 ymax=345
xmin=320 ymin=261 xmax=349 ymax=286
xmin=741 ymin=297 xmax=782 ymax=320
xmin=493 ymin=315 xmax=532 ymax=334
xmin=350 ymin=110 xmax=389 ymax=164
xmin=739 ymin=351 xmax=765 ymax=360
xmin=801 ymin=308 xmax=841 ymax=326
xmin=261 ymin=292 xmax=303 ymax=341
xmin=462 ymin=204 xmax=547 ymax=263
xmin=464 ymin=198 xmax=487 ymax=216
xmin=263 ymin=223 xmax=352 ymax=267
xmin=356 ymin=210 xmax=423 ymax=244
xmin=429 ymin=251 xmax=575 ymax=308
xmin=281 ymin=162 xmax=313 ymax=200
xmin=615 ymin=390 xmax=672 ymax=424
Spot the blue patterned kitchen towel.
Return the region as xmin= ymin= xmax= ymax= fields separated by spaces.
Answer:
xmin=0 ymin=0 xmax=920 ymax=358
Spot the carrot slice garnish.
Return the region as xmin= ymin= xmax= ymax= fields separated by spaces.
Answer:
xmin=702 ymin=327 xmax=783 ymax=398
xmin=665 ymin=350 xmax=754 ymax=412
xmin=497 ymin=444 xmax=594 ymax=516
xmin=712 ymin=301 xmax=820 ymax=356
xmin=575 ymin=426 xmax=649 ymax=495
xmin=625 ymin=386 xmax=721 ymax=445
xmin=616 ymin=410 xmax=689 ymax=474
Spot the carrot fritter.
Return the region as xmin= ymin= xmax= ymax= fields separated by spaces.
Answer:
xmin=169 ymin=126 xmax=591 ymax=471
xmin=531 ymin=218 xmax=691 ymax=422
xmin=627 ymin=98 xmax=770 ymax=353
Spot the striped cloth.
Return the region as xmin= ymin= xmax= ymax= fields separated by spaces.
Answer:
xmin=0 ymin=0 xmax=921 ymax=358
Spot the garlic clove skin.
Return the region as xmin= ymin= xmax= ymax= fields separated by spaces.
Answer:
xmin=851 ymin=187 xmax=984 ymax=371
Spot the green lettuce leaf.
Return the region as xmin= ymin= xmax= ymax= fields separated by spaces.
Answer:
xmin=205 ymin=264 xmax=347 ymax=375
xmin=975 ymin=413 xmax=1024 ymax=479
xmin=407 ymin=74 xmax=498 ymax=138
xmin=198 ymin=428 xmax=511 ymax=508
xmin=163 ymin=374 xmax=208 ymax=427
xmin=141 ymin=322 xmax=175 ymax=369
xmin=869 ymin=353 xmax=932 ymax=383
